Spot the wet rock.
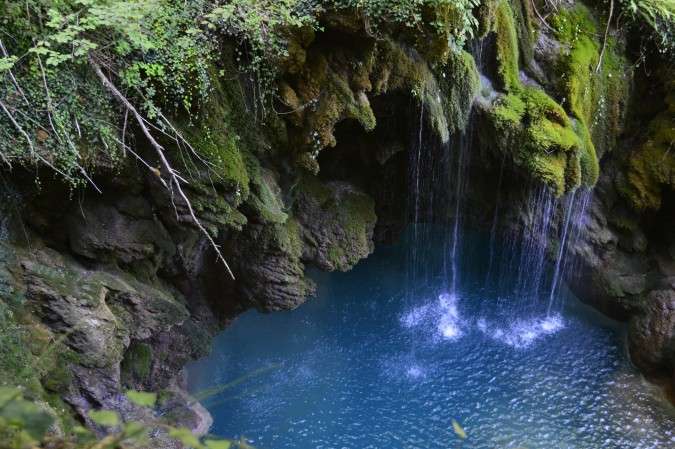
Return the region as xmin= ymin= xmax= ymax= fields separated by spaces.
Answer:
xmin=628 ymin=290 xmax=675 ymax=392
xmin=67 ymin=198 xmax=175 ymax=275
xmin=294 ymin=176 xmax=377 ymax=272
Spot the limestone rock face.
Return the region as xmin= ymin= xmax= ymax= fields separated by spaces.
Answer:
xmin=67 ymin=197 xmax=175 ymax=273
xmin=628 ymin=290 xmax=675 ymax=391
xmin=16 ymin=244 xmax=189 ymax=416
xmin=295 ymin=177 xmax=377 ymax=272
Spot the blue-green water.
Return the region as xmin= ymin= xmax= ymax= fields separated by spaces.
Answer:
xmin=187 ymin=232 xmax=675 ymax=449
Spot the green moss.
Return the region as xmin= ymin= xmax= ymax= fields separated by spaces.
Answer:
xmin=121 ymin=342 xmax=153 ymax=384
xmin=182 ymin=72 xmax=251 ymax=197
xmin=0 ymin=301 xmax=40 ymax=392
xmin=551 ymin=5 xmax=630 ymax=186
xmin=439 ymin=50 xmax=480 ymax=132
xmin=476 ymin=0 xmax=498 ymax=38
xmin=340 ymin=191 xmax=377 ymax=238
xmin=484 ymin=0 xmax=618 ymax=194
xmin=374 ymin=40 xmax=450 ymax=141
xmin=294 ymin=175 xmax=376 ymax=271
xmin=493 ymin=0 xmax=520 ymax=91
xmin=295 ymin=174 xmax=333 ymax=204
xmin=325 ymin=190 xmax=377 ymax=271
xmin=512 ymin=0 xmax=537 ymax=71
xmin=279 ymin=217 xmax=304 ymax=260
xmin=490 ymin=86 xmax=583 ymax=195
xmin=492 ymin=92 xmax=526 ymax=124
xmin=245 ymin=155 xmax=289 ymax=224
xmin=622 ymin=89 xmax=675 ymax=210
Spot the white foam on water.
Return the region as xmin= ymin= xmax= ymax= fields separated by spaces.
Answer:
xmin=437 ymin=292 xmax=464 ymax=340
xmin=406 ymin=365 xmax=424 ymax=379
xmin=400 ymin=293 xmax=565 ymax=346
xmin=476 ymin=314 xmax=566 ymax=349
xmin=400 ymin=292 xmax=466 ymax=341
xmin=400 ymin=304 xmax=432 ymax=328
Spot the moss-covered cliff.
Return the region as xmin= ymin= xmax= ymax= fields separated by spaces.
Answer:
xmin=0 ymin=0 xmax=673 ymax=445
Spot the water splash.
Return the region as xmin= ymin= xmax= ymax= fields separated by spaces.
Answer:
xmin=401 ymin=292 xmax=466 ymax=341
xmin=476 ymin=314 xmax=566 ymax=349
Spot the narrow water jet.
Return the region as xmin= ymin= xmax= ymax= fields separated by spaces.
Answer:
xmin=547 ymin=189 xmax=577 ymax=315
xmin=484 ymin=153 xmax=506 ymax=288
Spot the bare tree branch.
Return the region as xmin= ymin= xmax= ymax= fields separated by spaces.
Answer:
xmin=91 ymin=58 xmax=236 ymax=280
xmin=0 ymin=98 xmax=76 ymax=181
xmin=531 ymin=0 xmax=556 ymax=33
xmin=0 ymin=39 xmax=30 ymax=107
xmin=596 ymin=0 xmax=614 ymax=73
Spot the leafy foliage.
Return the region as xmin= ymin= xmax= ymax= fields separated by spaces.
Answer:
xmin=0 ymin=0 xmax=482 ymax=188
xmin=0 ymin=387 xmax=255 ymax=449
xmin=620 ymin=0 xmax=675 ymax=54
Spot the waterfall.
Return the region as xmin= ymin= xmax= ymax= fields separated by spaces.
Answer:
xmin=512 ymin=185 xmax=558 ymax=309
xmin=546 ymin=190 xmax=577 ymax=314
xmin=485 ymin=183 xmax=593 ymax=314
xmin=546 ymin=187 xmax=593 ymax=314
xmin=484 ymin=153 xmax=506 ymax=288
xmin=448 ymin=125 xmax=472 ymax=299
xmin=406 ymin=104 xmax=426 ymax=297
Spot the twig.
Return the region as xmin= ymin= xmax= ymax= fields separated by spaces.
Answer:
xmin=91 ymin=59 xmax=236 ymax=280
xmin=0 ymin=39 xmax=30 ymax=107
xmin=121 ymin=108 xmax=128 ymax=157
xmin=596 ymin=0 xmax=614 ymax=73
xmin=36 ymin=54 xmax=60 ymax=141
xmin=531 ymin=0 xmax=556 ymax=33
xmin=0 ymin=98 xmax=75 ymax=181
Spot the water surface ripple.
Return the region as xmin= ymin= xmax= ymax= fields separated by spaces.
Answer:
xmin=188 ymin=237 xmax=675 ymax=449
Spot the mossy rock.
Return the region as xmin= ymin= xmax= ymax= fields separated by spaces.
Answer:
xmin=282 ymin=34 xmax=452 ymax=172
xmin=439 ymin=50 xmax=481 ymax=133
xmin=621 ymin=78 xmax=675 ymax=210
xmin=489 ymin=86 xmax=583 ymax=195
xmin=121 ymin=342 xmax=153 ymax=386
xmin=484 ymin=0 xmax=619 ymax=194
xmin=551 ymin=5 xmax=630 ymax=184
xmin=493 ymin=0 xmax=520 ymax=92
xmin=294 ymin=176 xmax=376 ymax=271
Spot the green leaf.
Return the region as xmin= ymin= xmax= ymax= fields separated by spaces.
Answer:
xmin=204 ymin=439 xmax=232 ymax=449
xmin=126 ymin=390 xmax=157 ymax=407
xmin=88 ymin=409 xmax=120 ymax=427
xmin=0 ymin=56 xmax=17 ymax=73
xmin=0 ymin=397 xmax=54 ymax=440
xmin=452 ymin=419 xmax=467 ymax=439
xmin=123 ymin=421 xmax=146 ymax=436
xmin=0 ymin=386 xmax=22 ymax=407
xmin=169 ymin=427 xmax=201 ymax=447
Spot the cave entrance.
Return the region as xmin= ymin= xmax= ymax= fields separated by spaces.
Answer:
xmin=316 ymin=91 xmax=454 ymax=243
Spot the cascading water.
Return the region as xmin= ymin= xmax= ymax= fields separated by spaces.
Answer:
xmin=513 ymin=185 xmax=558 ymax=308
xmin=447 ymin=120 xmax=473 ymax=299
xmin=483 ymin=153 xmax=506 ymax=288
xmin=546 ymin=188 xmax=593 ymax=314
xmin=487 ymin=183 xmax=594 ymax=316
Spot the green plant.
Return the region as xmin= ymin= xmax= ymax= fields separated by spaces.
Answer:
xmin=0 ymin=387 xmax=253 ymax=449
xmin=621 ymin=0 xmax=675 ymax=54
